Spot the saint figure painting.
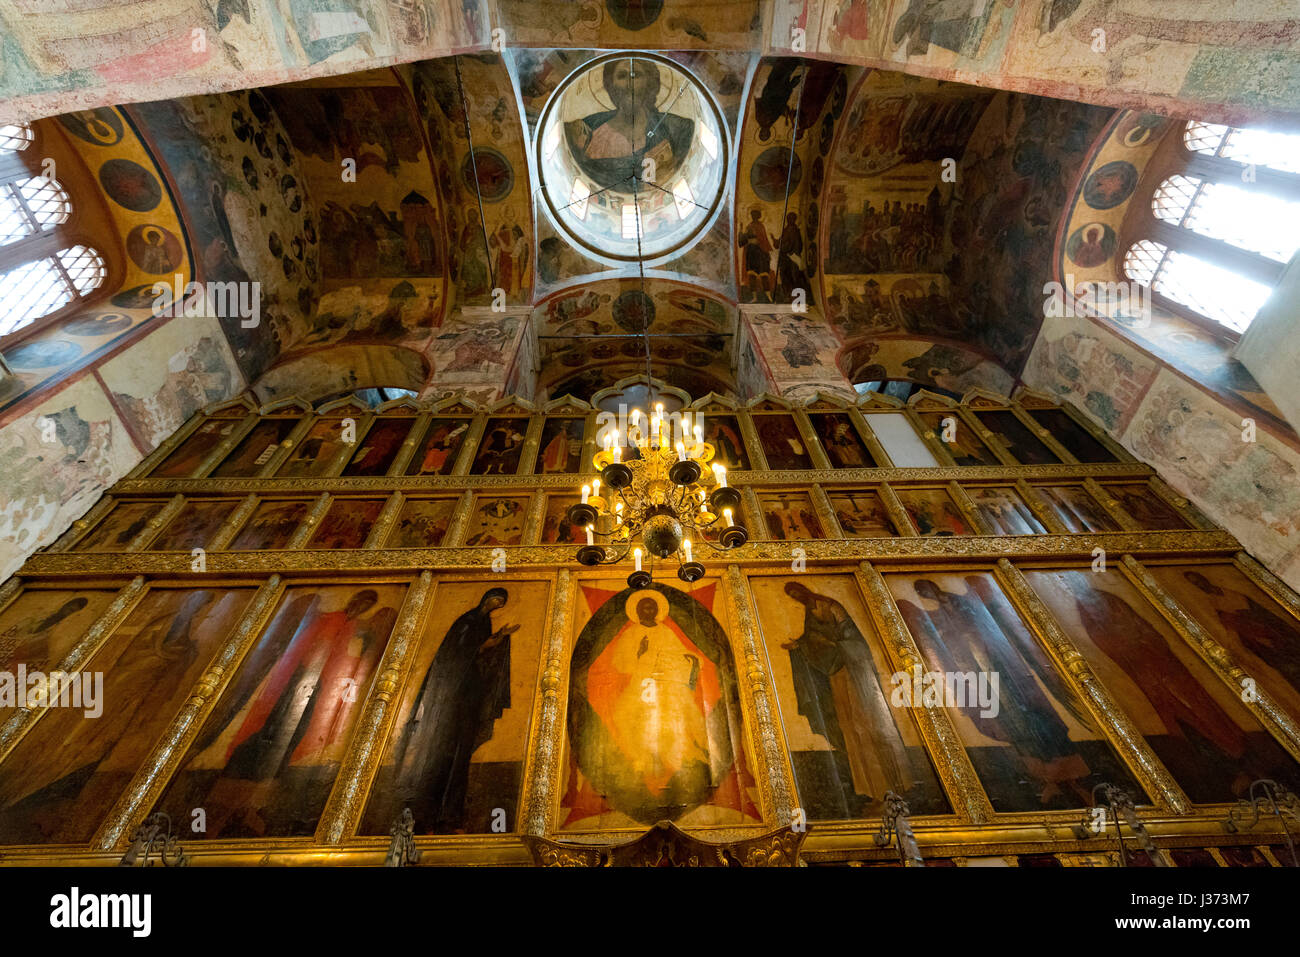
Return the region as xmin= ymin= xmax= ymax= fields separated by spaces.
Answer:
xmin=386 ymin=588 xmax=515 ymax=831
xmin=360 ymin=582 xmax=545 ymax=836
xmin=771 ymin=579 xmax=948 ymax=818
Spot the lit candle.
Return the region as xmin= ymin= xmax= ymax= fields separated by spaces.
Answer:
xmin=714 ymin=464 xmax=728 ymax=488
xmin=682 ymin=538 xmax=693 ymax=563
xmin=585 ymin=524 xmax=594 ymax=546
xmin=676 ymin=441 xmax=686 ymax=463
xmin=724 ymin=507 xmax=734 ymax=526
xmin=604 ymin=431 xmax=613 ymax=452
xmin=613 ymin=427 xmax=621 ymax=448
xmin=634 ymin=547 xmax=643 ymax=572
xmin=592 ymin=478 xmax=601 ymax=498
xmin=615 ymin=501 xmax=624 ymax=518
xmin=612 ymin=444 xmax=622 ymax=463
xmin=581 ymin=484 xmax=590 ymax=504
xmin=694 ymin=424 xmax=703 ymax=450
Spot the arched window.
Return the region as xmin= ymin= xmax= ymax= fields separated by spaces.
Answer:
xmin=0 ymin=123 xmax=107 ymax=340
xmin=1122 ymin=121 xmax=1300 ymax=335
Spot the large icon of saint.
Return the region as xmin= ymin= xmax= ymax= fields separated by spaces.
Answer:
xmin=565 ymin=585 xmax=757 ymax=826
xmin=564 ymin=59 xmax=695 ymax=190
xmin=384 ymin=588 xmax=517 ymax=832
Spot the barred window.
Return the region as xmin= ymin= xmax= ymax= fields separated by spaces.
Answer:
xmin=0 ymin=123 xmax=106 ymax=341
xmin=1124 ymin=121 xmax=1300 ymax=335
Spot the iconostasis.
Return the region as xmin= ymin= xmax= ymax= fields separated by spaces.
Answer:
xmin=1 ymin=386 xmax=1298 ymax=866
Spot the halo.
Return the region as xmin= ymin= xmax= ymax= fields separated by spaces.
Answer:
xmin=625 ymin=588 xmax=669 ymax=625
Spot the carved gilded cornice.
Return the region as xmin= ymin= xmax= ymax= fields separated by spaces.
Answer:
xmin=13 ymin=531 xmax=1242 ymax=580
xmin=107 ymin=461 xmax=1156 ymax=496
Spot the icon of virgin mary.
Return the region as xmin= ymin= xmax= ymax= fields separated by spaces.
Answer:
xmin=564 ymin=59 xmax=695 ymax=190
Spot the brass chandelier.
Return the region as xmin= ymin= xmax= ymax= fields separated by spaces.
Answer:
xmin=568 ymin=404 xmax=747 ymax=585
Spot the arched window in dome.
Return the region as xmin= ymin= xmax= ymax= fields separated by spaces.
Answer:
xmin=0 ymin=123 xmax=107 ymax=341
xmin=1122 ymin=121 xmax=1300 ymax=336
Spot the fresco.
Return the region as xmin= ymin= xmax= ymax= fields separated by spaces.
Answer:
xmin=0 ymin=110 xmax=195 ymax=414
xmin=265 ymin=74 xmax=446 ymax=348
xmin=360 ymin=580 xmax=547 ymax=834
xmin=1125 ymin=371 xmax=1300 ymax=584
xmin=496 ymin=0 xmax=762 ymax=49
xmin=743 ymin=313 xmax=854 ymax=398
xmin=1051 ymin=109 xmax=1293 ymax=438
xmin=560 ymin=581 xmax=761 ymax=830
xmin=1023 ymin=315 xmax=1161 ymax=434
xmin=131 ymin=92 xmax=316 ymax=383
xmin=413 ymin=55 xmax=530 ymax=308
xmin=947 ymin=91 xmax=1112 ymax=370
xmin=0 ymin=378 xmax=141 ymax=583
xmin=98 ymin=319 xmax=245 ymax=450
xmin=736 ymin=59 xmax=846 ymax=307
xmin=533 ymin=280 xmax=735 ymax=402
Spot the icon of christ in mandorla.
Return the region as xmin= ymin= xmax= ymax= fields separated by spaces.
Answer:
xmin=564 ymin=586 xmax=758 ymax=826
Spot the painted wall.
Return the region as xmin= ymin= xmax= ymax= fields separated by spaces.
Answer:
xmin=1024 ymin=314 xmax=1300 ymax=592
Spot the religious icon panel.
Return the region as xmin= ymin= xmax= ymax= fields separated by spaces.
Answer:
xmin=305 ymin=498 xmax=387 ymax=549
xmin=1034 ymin=484 xmax=1120 ymax=533
xmin=750 ymin=574 xmax=950 ymax=820
xmin=385 ymin=498 xmax=458 ymax=548
xmin=826 ymin=489 xmax=898 ymax=538
xmin=560 ymin=581 xmax=762 ymax=831
xmin=974 ymin=411 xmax=1059 ymax=465
xmin=1148 ymin=563 xmax=1300 ymax=721
xmin=344 ymin=418 xmax=414 ymax=476
xmin=1028 ymin=409 xmax=1117 ymax=463
xmin=0 ymin=588 xmax=119 ymax=726
xmin=149 ymin=418 xmax=242 ymax=478
xmin=968 ymin=486 xmax=1047 ymax=535
xmin=758 ymin=491 xmax=824 ymax=540
xmin=407 ymin=418 xmax=471 ymax=476
xmin=700 ymin=415 xmax=750 ymax=471
xmin=471 ymin=418 xmax=529 ymax=475
xmin=810 ymin=413 xmax=878 ymax=468
xmin=360 ymin=580 xmax=549 ymax=835
xmin=464 ymin=496 xmax=529 ymax=546
xmin=540 ymin=495 xmax=583 ymax=544
xmin=916 ymin=411 xmax=1000 ymax=466
xmin=1024 ymin=569 xmax=1300 ymax=804
xmin=146 ymin=498 xmax=237 ymax=551
xmin=895 ymin=488 xmax=971 ymax=536
xmin=210 ymin=418 xmax=299 ymax=477
xmin=1101 ymin=483 xmax=1189 ymax=530
xmin=153 ymin=583 xmax=407 ymax=838
xmin=887 ymin=571 xmax=1142 ymax=812
xmin=535 ymin=418 xmax=585 ymax=474
xmin=74 ymin=501 xmax=167 ymax=552
xmin=276 ymin=418 xmax=350 ymax=478
xmin=227 ymin=500 xmax=310 ymax=551
xmin=0 ymin=587 xmax=253 ymax=844
xmin=753 ymin=415 xmax=813 ymax=470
